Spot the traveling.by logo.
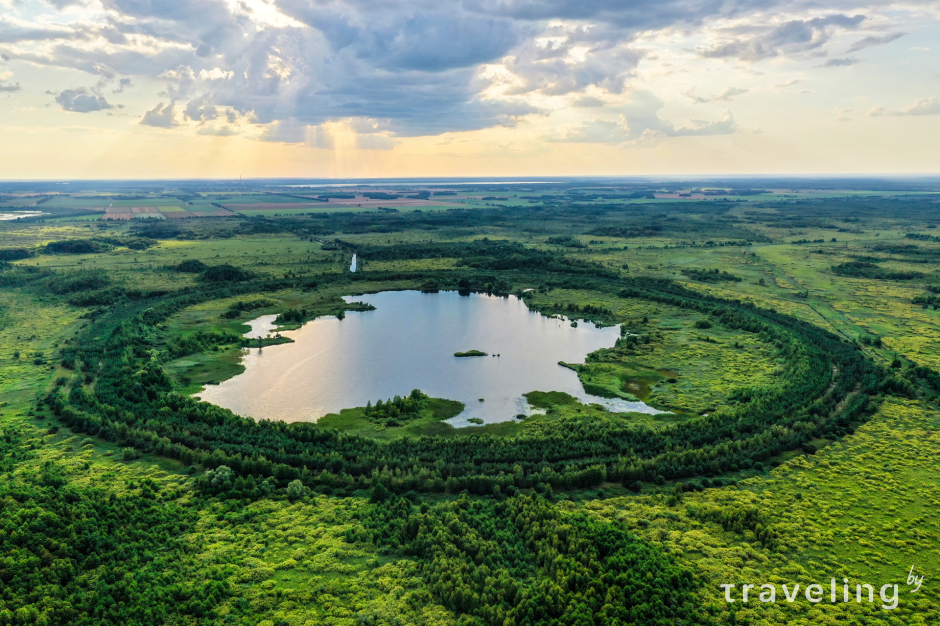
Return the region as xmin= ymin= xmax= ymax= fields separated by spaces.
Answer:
xmin=720 ymin=567 xmax=925 ymax=611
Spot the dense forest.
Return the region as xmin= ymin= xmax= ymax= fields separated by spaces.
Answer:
xmin=0 ymin=428 xmax=230 ymax=625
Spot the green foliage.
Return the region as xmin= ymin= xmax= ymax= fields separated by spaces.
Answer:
xmin=352 ymin=494 xmax=699 ymax=625
xmin=454 ymin=350 xmax=487 ymax=357
xmin=220 ymin=298 xmax=276 ymax=318
xmin=275 ymin=307 xmax=307 ymax=323
xmin=364 ymin=389 xmax=430 ymax=426
xmin=43 ymin=239 xmax=108 ymax=254
xmin=0 ymin=429 xmax=229 ymax=626
xmin=45 ymin=270 xmax=111 ymax=295
xmin=545 ymin=235 xmax=586 ymax=248
xmin=172 ymin=259 xmax=208 ymax=273
xmin=683 ymin=268 xmax=742 ymax=282
xmin=523 ymin=390 xmax=578 ymax=408
xmin=0 ymin=248 xmax=33 ymax=261
xmin=200 ymin=264 xmax=251 ymax=282
xmin=166 ymin=329 xmax=242 ymax=358
xmin=831 ymin=261 xmax=922 ymax=280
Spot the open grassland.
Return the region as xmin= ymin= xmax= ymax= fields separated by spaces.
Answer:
xmin=585 ymin=397 xmax=940 ymax=625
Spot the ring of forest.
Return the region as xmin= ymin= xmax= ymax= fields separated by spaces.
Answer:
xmin=34 ymin=239 xmax=934 ymax=496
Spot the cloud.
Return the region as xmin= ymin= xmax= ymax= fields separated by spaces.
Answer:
xmin=494 ymin=24 xmax=645 ymax=96
xmin=140 ymin=102 xmax=177 ymax=127
xmin=846 ymin=32 xmax=904 ymax=53
xmin=196 ymin=125 xmax=240 ymax=136
xmin=870 ymin=97 xmax=940 ymax=117
xmin=44 ymin=0 xmax=87 ymax=9
xmin=2 ymin=0 xmax=926 ymax=144
xmin=817 ymin=57 xmax=858 ymax=67
xmin=548 ymin=90 xmax=736 ymax=145
xmin=184 ymin=93 xmax=218 ymax=122
xmin=257 ymin=119 xmax=336 ymax=149
xmin=256 ymin=120 xmax=397 ymax=149
xmin=0 ymin=74 xmax=19 ymax=91
xmin=198 ymin=67 xmax=234 ymax=80
xmin=773 ymin=79 xmax=805 ymax=89
xmin=112 ymin=77 xmax=133 ymax=93
xmin=685 ymin=86 xmax=748 ymax=103
xmin=672 ymin=113 xmax=737 ymax=137
xmin=700 ymin=14 xmax=866 ymax=61
xmin=548 ymin=118 xmax=628 ymax=144
xmin=356 ymin=134 xmax=399 ymax=150
xmin=54 ymin=87 xmax=114 ymax=112
xmin=572 ymin=96 xmax=605 ymax=107
xmin=281 ymin=6 xmax=523 ymax=73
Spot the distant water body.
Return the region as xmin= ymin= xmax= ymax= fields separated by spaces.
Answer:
xmin=197 ymin=291 xmax=666 ymax=426
xmin=350 ymin=254 xmax=357 ymax=272
xmin=285 ymin=181 xmax=552 ymax=188
xmin=0 ymin=211 xmax=44 ymax=220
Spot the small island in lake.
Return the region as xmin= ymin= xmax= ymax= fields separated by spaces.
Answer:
xmin=454 ymin=350 xmax=488 ymax=357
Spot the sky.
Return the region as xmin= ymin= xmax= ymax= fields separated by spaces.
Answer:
xmin=0 ymin=0 xmax=939 ymax=179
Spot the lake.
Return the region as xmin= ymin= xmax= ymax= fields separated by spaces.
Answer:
xmin=197 ymin=290 xmax=666 ymax=426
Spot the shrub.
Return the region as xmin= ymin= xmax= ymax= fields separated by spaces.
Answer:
xmin=201 ymin=264 xmax=251 ymax=282
xmin=172 ymin=259 xmax=208 ymax=273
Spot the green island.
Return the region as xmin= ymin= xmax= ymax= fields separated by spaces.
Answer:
xmin=454 ymin=349 xmax=488 ymax=357
xmin=0 ymin=181 xmax=938 ymax=625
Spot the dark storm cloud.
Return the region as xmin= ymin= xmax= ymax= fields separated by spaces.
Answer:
xmin=278 ymin=2 xmax=524 ymax=72
xmin=466 ymin=0 xmax=780 ymax=30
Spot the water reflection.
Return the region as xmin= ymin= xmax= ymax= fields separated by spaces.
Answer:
xmin=242 ymin=314 xmax=278 ymax=339
xmin=197 ymin=290 xmax=666 ymax=425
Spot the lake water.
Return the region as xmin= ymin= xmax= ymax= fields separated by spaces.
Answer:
xmin=243 ymin=314 xmax=279 ymax=339
xmin=197 ymin=290 xmax=666 ymax=426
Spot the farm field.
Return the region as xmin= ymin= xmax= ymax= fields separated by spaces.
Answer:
xmin=0 ymin=179 xmax=938 ymax=624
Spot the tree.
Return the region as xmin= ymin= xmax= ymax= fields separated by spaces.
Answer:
xmin=286 ymin=479 xmax=305 ymax=500
xmin=370 ymin=482 xmax=390 ymax=503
